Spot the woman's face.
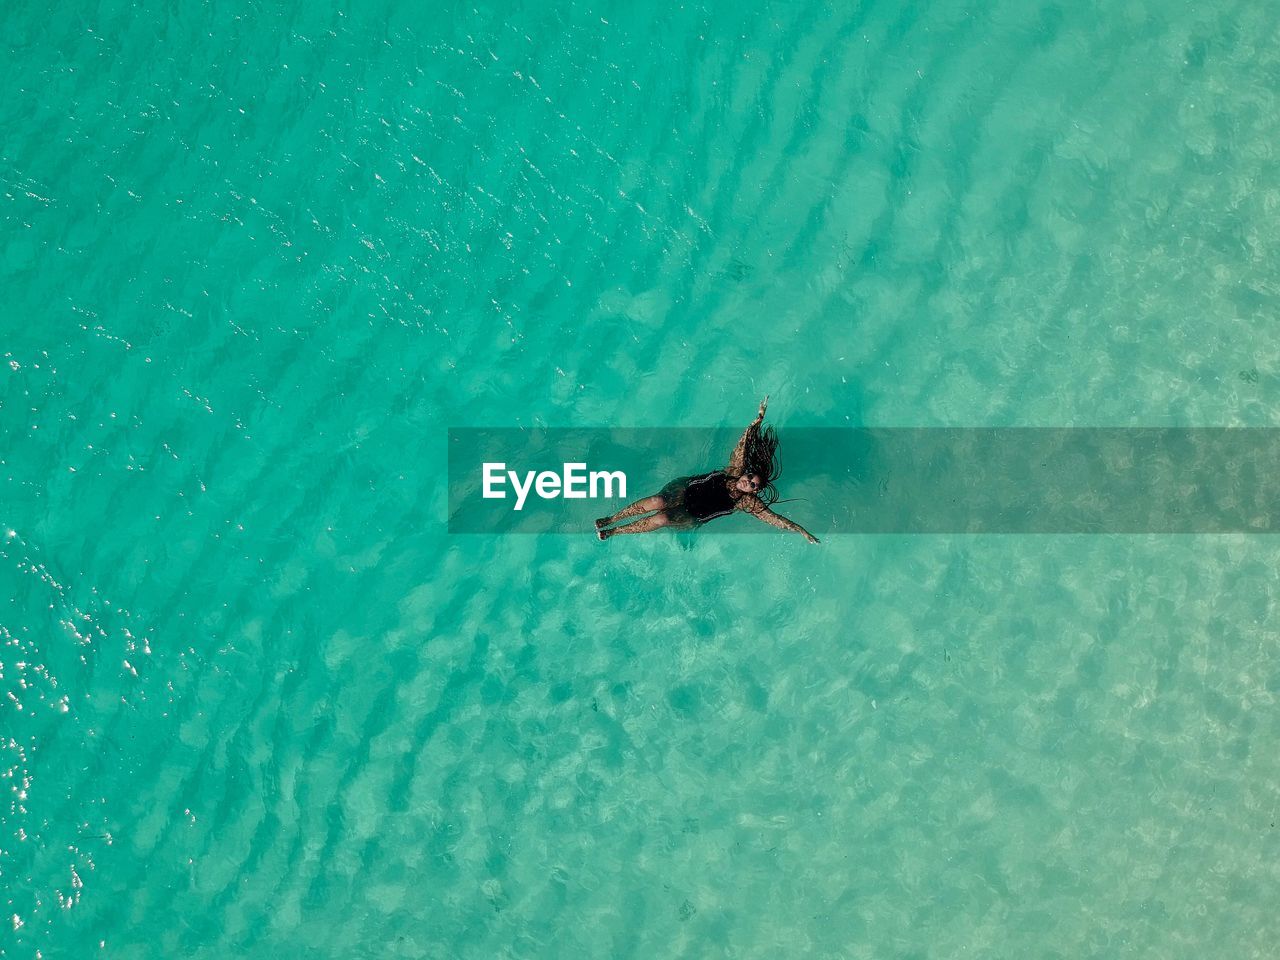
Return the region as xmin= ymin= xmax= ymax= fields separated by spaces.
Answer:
xmin=735 ymin=473 xmax=762 ymax=494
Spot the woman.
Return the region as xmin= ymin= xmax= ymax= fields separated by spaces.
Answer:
xmin=595 ymin=396 xmax=819 ymax=543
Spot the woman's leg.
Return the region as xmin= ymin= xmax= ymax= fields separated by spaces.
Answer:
xmin=598 ymin=510 xmax=673 ymax=539
xmin=595 ymin=495 xmax=666 ymax=529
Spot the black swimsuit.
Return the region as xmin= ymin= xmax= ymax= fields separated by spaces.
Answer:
xmin=659 ymin=470 xmax=738 ymax=526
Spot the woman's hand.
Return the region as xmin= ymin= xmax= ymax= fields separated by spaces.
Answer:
xmin=805 ymin=532 xmax=820 ymax=544
xmin=758 ymin=395 xmax=769 ymax=419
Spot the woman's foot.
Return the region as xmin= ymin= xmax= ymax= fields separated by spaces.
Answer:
xmin=594 ymin=516 xmax=612 ymax=531
xmin=597 ymin=528 xmax=611 ymax=541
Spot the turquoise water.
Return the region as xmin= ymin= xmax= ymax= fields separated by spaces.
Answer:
xmin=4 ymin=0 xmax=1280 ymax=956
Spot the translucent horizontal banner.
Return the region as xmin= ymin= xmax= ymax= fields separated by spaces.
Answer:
xmin=447 ymin=428 xmax=1280 ymax=534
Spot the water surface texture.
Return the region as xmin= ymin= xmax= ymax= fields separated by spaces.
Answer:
xmin=4 ymin=1 xmax=1280 ymax=957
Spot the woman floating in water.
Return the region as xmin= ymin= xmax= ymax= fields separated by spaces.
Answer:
xmin=595 ymin=396 xmax=819 ymax=543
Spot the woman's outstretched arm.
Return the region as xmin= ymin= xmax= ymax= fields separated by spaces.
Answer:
xmin=726 ymin=395 xmax=769 ymax=474
xmin=737 ymin=494 xmax=820 ymax=543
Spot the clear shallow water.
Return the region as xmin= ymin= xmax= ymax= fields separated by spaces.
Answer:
xmin=3 ymin=0 xmax=1280 ymax=957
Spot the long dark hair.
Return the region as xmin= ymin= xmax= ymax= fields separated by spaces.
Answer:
xmin=741 ymin=423 xmax=782 ymax=505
